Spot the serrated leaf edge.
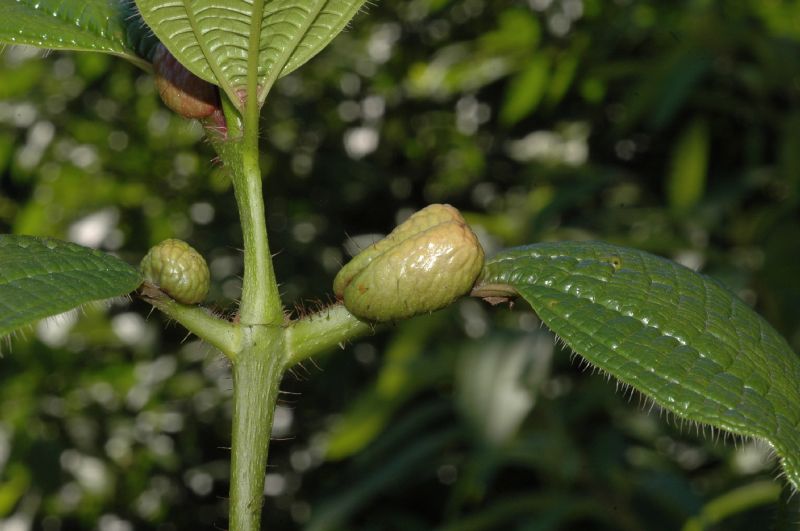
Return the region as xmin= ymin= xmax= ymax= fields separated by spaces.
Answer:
xmin=478 ymin=244 xmax=800 ymax=490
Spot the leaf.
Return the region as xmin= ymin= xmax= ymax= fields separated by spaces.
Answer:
xmin=135 ymin=0 xmax=368 ymax=107
xmin=0 ymin=235 xmax=142 ymax=338
xmin=681 ymin=481 xmax=781 ymax=531
xmin=544 ymin=36 xmax=587 ymax=108
xmin=666 ymin=118 xmax=709 ymax=212
xmin=326 ymin=316 xmax=447 ymax=460
xmin=544 ymin=50 xmax=578 ymax=107
xmin=621 ymin=51 xmax=710 ymax=132
xmin=0 ymin=0 xmax=159 ymax=70
xmin=475 ymin=241 xmax=800 ymax=489
xmin=500 ymin=54 xmax=550 ymax=126
xmin=478 ymin=8 xmax=540 ymax=53
xmin=779 ymin=111 xmax=800 ymax=202
xmin=436 ymin=493 xmax=623 ymax=531
xmin=646 ymin=52 xmax=709 ymax=129
xmin=308 ymin=427 xmax=459 ymax=531
xmin=455 ymin=331 xmax=553 ymax=445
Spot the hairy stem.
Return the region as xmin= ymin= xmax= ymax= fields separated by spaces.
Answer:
xmin=218 ymin=95 xmax=282 ymax=327
xmin=285 ymin=303 xmax=376 ymax=367
xmin=229 ymin=329 xmax=285 ymax=531
xmin=141 ymin=285 xmax=241 ymax=359
xmin=217 ymin=84 xmax=286 ymax=531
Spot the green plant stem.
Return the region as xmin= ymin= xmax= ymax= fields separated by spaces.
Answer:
xmin=141 ymin=289 xmax=241 ymax=359
xmin=229 ymin=329 xmax=285 ymax=531
xmin=285 ymin=304 xmax=376 ymax=367
xmin=217 ymin=90 xmax=286 ymax=531
xmin=219 ymin=96 xmax=282 ymax=327
xmin=170 ymin=95 xmax=381 ymax=529
xmin=207 ymin=78 xmax=378 ymax=530
xmin=237 ymin=0 xmax=281 ymax=328
xmin=235 ymin=146 xmax=281 ymax=326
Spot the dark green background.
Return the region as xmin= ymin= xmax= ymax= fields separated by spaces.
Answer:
xmin=1 ymin=1 xmax=800 ymax=529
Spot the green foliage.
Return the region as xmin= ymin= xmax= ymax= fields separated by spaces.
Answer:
xmin=324 ymin=316 xmax=450 ymax=460
xmin=666 ymin=118 xmax=709 ymax=212
xmin=477 ymin=241 xmax=800 ymax=489
xmin=682 ymin=481 xmax=782 ymax=531
xmin=2 ymin=0 xmax=800 ymax=529
xmin=0 ymin=0 xmax=158 ymax=69
xmin=0 ymin=235 xmax=141 ymax=337
xmin=135 ymin=0 xmax=368 ymax=106
xmin=500 ymin=54 xmax=550 ymax=126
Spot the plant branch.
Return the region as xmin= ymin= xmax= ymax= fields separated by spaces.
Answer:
xmin=285 ymin=303 xmax=376 ymax=367
xmin=141 ymin=285 xmax=241 ymax=360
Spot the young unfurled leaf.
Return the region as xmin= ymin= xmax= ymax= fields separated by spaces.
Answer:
xmin=474 ymin=241 xmax=800 ymax=489
xmin=0 ymin=235 xmax=141 ymax=338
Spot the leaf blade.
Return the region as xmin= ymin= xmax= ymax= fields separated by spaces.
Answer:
xmin=0 ymin=235 xmax=142 ymax=338
xmin=0 ymin=0 xmax=158 ymax=69
xmin=477 ymin=241 xmax=800 ymax=488
xmin=135 ymin=0 xmax=367 ymax=106
xmin=275 ymin=0 xmax=367 ymax=80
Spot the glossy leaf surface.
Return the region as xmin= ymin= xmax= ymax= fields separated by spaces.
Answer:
xmin=0 ymin=0 xmax=158 ymax=69
xmin=477 ymin=241 xmax=800 ymax=488
xmin=0 ymin=236 xmax=141 ymax=337
xmin=135 ymin=0 xmax=367 ymax=107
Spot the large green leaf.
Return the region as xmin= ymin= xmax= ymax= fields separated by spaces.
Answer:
xmin=0 ymin=235 xmax=141 ymax=338
xmin=475 ymin=241 xmax=800 ymax=489
xmin=0 ymin=1 xmax=158 ymax=70
xmin=135 ymin=0 xmax=367 ymax=108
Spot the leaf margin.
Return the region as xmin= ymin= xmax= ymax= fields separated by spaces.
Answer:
xmin=474 ymin=240 xmax=800 ymax=490
xmin=0 ymin=235 xmax=142 ymax=339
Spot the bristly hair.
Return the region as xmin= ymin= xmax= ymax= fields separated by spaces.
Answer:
xmin=287 ymin=297 xmax=340 ymax=322
xmin=0 ymin=325 xmax=33 ymax=356
xmin=1 ymin=297 xmax=121 ymax=355
xmin=558 ymin=334 xmax=793 ymax=489
xmin=126 ymin=1 xmax=157 ymax=42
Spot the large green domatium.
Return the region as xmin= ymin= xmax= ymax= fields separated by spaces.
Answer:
xmin=334 ymin=204 xmax=485 ymax=322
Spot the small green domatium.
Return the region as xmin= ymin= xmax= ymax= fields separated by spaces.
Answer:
xmin=140 ymin=239 xmax=210 ymax=305
xmin=334 ymin=204 xmax=485 ymax=322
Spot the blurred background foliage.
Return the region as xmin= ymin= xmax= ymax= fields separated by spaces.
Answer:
xmin=2 ymin=0 xmax=800 ymax=529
